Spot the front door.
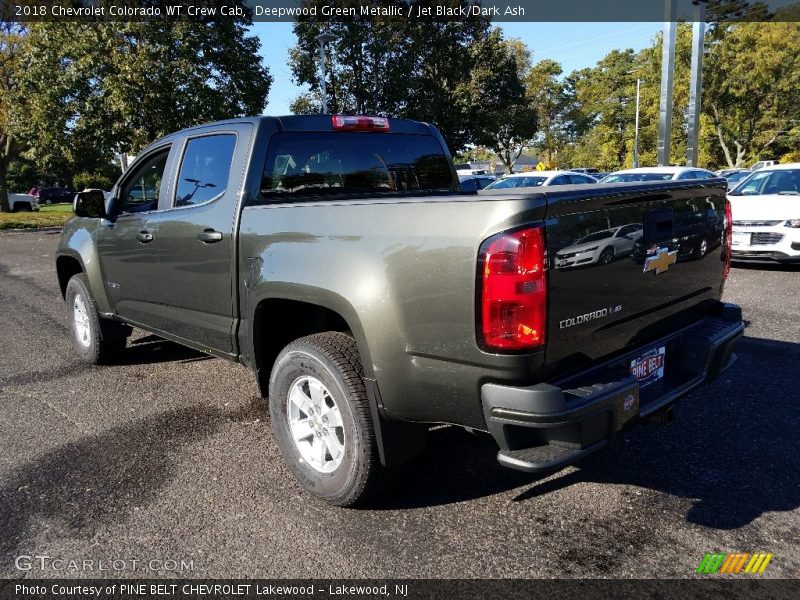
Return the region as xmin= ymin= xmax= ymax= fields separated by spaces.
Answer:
xmin=97 ymin=145 xmax=174 ymax=329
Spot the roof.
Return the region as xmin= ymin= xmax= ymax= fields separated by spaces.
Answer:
xmin=609 ymin=166 xmax=705 ymax=175
xmin=499 ymin=170 xmax=574 ymax=178
xmin=759 ymin=162 xmax=800 ymax=171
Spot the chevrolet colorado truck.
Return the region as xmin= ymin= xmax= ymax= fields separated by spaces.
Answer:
xmin=56 ymin=115 xmax=743 ymax=506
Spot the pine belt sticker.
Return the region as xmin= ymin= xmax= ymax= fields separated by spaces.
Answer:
xmin=630 ymin=346 xmax=666 ymax=388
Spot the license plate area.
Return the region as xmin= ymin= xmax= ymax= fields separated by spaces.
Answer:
xmin=630 ymin=346 xmax=666 ymax=388
xmin=732 ymin=231 xmax=751 ymax=246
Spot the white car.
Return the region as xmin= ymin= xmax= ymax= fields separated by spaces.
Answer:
xmin=7 ymin=193 xmax=39 ymax=212
xmin=599 ymin=166 xmax=717 ymax=183
xmin=555 ymin=224 xmax=643 ymax=269
xmin=727 ymin=163 xmax=800 ymax=265
xmin=482 ymin=170 xmax=598 ymax=190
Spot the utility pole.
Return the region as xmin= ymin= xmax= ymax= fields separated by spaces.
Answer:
xmin=634 ymin=78 xmax=641 ymax=168
xmin=657 ymin=0 xmax=677 ymax=166
xmin=315 ymin=32 xmax=335 ymax=114
xmin=686 ymin=1 xmax=707 ymax=167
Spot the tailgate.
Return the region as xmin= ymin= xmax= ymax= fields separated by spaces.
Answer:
xmin=543 ymin=180 xmax=728 ymax=379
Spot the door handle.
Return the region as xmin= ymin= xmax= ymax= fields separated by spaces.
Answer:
xmin=198 ymin=229 xmax=223 ymax=243
xmin=137 ymin=231 xmax=154 ymax=243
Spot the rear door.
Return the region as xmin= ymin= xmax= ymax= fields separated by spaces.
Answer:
xmin=543 ymin=181 xmax=727 ymax=379
xmin=150 ymin=124 xmax=252 ymax=356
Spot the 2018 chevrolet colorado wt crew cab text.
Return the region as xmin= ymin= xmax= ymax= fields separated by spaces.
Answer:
xmin=56 ymin=115 xmax=744 ymax=506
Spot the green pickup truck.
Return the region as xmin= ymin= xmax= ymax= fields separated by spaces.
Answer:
xmin=57 ymin=115 xmax=743 ymax=506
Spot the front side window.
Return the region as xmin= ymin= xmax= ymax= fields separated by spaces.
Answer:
xmin=119 ymin=148 xmax=170 ymax=214
xmin=261 ymin=133 xmax=452 ymax=200
xmin=175 ymin=135 xmax=237 ymax=207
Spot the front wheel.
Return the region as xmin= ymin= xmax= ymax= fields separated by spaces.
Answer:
xmin=65 ymin=273 xmax=128 ymax=364
xmin=268 ymin=332 xmax=392 ymax=507
xmin=598 ymin=247 xmax=615 ymax=265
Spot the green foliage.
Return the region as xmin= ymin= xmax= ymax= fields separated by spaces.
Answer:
xmin=704 ymin=22 xmax=800 ymax=167
xmin=73 ymin=171 xmax=114 ymax=192
xmin=464 ymin=30 xmax=538 ymax=172
xmin=0 ymin=23 xmax=26 ymax=211
xmin=288 ymin=0 xmax=503 ymax=154
xmin=12 ymin=10 xmax=272 ymax=175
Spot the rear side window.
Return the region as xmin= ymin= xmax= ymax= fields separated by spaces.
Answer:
xmin=175 ymin=134 xmax=237 ymax=207
xmin=260 ymin=133 xmax=453 ymax=200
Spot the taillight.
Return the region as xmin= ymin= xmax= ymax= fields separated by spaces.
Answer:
xmin=479 ymin=226 xmax=547 ymax=351
xmin=722 ymin=200 xmax=732 ymax=280
xmin=331 ymin=115 xmax=390 ymax=132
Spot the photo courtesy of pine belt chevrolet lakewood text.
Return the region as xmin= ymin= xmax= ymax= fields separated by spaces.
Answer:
xmin=56 ymin=115 xmax=744 ymax=506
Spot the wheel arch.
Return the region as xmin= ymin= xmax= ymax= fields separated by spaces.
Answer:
xmin=56 ymin=224 xmax=114 ymax=315
xmin=248 ymin=291 xmax=374 ymax=398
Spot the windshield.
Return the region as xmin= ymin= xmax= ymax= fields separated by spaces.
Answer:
xmin=600 ymin=172 xmax=675 ymax=183
xmin=484 ymin=176 xmax=548 ymax=189
xmin=729 ymin=168 xmax=800 ymax=196
xmin=726 ymin=171 xmax=751 ymax=184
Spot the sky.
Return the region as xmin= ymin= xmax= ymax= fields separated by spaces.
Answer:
xmin=251 ymin=21 xmax=662 ymax=115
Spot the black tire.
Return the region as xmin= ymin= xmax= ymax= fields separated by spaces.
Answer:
xmin=598 ymin=247 xmax=615 ymax=265
xmin=268 ymin=332 xmax=392 ymax=507
xmin=65 ymin=273 xmax=128 ymax=364
xmin=12 ymin=202 xmax=31 ymax=212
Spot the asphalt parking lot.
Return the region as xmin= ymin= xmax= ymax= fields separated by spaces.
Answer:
xmin=0 ymin=229 xmax=798 ymax=579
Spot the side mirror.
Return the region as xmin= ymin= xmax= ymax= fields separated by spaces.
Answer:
xmin=73 ymin=189 xmax=107 ymax=219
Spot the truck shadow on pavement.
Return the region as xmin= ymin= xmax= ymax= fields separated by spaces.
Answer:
xmin=0 ymin=398 xmax=263 ymax=567
xmin=119 ymin=334 xmax=212 ymax=365
xmin=373 ymin=336 xmax=800 ymax=529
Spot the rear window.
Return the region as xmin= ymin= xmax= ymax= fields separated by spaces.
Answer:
xmin=260 ymin=133 xmax=453 ymax=200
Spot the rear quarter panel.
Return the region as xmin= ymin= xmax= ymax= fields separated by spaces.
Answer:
xmin=240 ymin=195 xmax=546 ymax=428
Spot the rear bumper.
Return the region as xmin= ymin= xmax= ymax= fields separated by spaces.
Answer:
xmin=481 ymin=304 xmax=744 ymax=473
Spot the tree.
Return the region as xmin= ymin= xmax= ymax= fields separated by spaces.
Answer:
xmin=0 ymin=23 xmax=26 ymax=212
xmin=466 ymin=32 xmax=538 ymax=173
xmin=704 ymin=22 xmax=800 ymax=167
xmin=288 ymin=0 xmax=494 ymax=153
xmin=526 ymin=59 xmax=566 ymax=168
xmin=13 ymin=11 xmax=272 ymax=179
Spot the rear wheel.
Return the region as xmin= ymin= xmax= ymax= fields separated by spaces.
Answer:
xmin=65 ymin=273 xmax=128 ymax=364
xmin=268 ymin=332 xmax=392 ymax=507
xmin=598 ymin=247 xmax=615 ymax=265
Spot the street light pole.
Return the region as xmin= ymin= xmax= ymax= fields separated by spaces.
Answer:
xmin=634 ymin=78 xmax=641 ymax=168
xmin=315 ymin=32 xmax=335 ymax=114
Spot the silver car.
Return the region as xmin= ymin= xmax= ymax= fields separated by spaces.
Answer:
xmin=555 ymin=224 xmax=643 ymax=269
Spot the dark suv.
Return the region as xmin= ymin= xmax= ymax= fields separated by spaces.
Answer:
xmin=32 ymin=187 xmax=75 ymax=205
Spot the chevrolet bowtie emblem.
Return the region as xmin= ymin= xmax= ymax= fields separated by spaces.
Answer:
xmin=643 ymin=247 xmax=678 ymax=274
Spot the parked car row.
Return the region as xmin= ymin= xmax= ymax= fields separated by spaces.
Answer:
xmin=465 ymin=161 xmax=799 ymax=267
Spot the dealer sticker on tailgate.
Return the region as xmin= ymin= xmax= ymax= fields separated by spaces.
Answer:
xmin=630 ymin=346 xmax=666 ymax=388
